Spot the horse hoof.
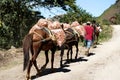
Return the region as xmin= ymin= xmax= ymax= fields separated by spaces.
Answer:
xmin=36 ymin=72 xmax=42 ymax=77
xmin=93 ymin=45 xmax=97 ymax=48
xmin=60 ymin=65 xmax=64 ymax=68
xmin=75 ymin=57 xmax=77 ymax=59
xmin=70 ymin=59 xmax=73 ymax=62
xmin=37 ymin=69 xmax=40 ymax=73
xmin=75 ymin=56 xmax=77 ymax=59
xmin=26 ymin=75 xmax=30 ymax=80
xmin=51 ymin=68 xmax=55 ymax=73
xmin=39 ymin=66 xmax=46 ymax=72
xmin=66 ymin=60 xmax=70 ymax=64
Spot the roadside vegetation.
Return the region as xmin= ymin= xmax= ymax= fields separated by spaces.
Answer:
xmin=98 ymin=25 xmax=113 ymax=42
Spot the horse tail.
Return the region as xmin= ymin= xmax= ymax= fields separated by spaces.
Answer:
xmin=23 ymin=33 xmax=33 ymax=71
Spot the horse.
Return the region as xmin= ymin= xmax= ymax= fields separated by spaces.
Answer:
xmin=23 ymin=27 xmax=57 ymax=80
xmin=60 ymin=24 xmax=79 ymax=67
xmin=93 ymin=23 xmax=102 ymax=46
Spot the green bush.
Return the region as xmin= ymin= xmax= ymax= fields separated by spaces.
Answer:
xmin=101 ymin=19 xmax=111 ymax=25
xmin=99 ymin=25 xmax=113 ymax=42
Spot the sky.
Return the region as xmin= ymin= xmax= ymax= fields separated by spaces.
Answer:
xmin=35 ymin=0 xmax=116 ymax=18
xmin=76 ymin=0 xmax=116 ymax=17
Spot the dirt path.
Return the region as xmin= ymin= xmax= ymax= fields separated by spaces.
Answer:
xmin=0 ymin=25 xmax=120 ymax=80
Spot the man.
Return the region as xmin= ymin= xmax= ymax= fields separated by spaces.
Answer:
xmin=84 ymin=21 xmax=94 ymax=56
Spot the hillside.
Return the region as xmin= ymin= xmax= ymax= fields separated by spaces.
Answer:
xmin=98 ymin=0 xmax=120 ymax=24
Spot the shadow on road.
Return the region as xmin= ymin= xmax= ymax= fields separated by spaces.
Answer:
xmin=64 ymin=57 xmax=88 ymax=64
xmin=31 ymin=67 xmax=71 ymax=79
xmin=87 ymin=52 xmax=95 ymax=57
xmin=31 ymin=53 xmax=95 ymax=80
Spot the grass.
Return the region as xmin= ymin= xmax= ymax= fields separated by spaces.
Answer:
xmin=98 ymin=25 xmax=113 ymax=42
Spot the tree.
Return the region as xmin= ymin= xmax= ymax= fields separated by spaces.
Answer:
xmin=59 ymin=6 xmax=93 ymax=24
xmin=0 ymin=0 xmax=43 ymax=48
xmin=0 ymin=0 xmax=78 ymax=49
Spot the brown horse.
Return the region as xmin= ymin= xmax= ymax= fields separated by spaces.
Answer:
xmin=23 ymin=27 xmax=57 ymax=80
xmin=60 ymin=25 xmax=79 ymax=67
xmin=93 ymin=24 xmax=102 ymax=46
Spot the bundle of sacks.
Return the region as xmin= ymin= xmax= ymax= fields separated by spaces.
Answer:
xmin=29 ymin=18 xmax=48 ymax=34
xmin=71 ymin=21 xmax=86 ymax=37
xmin=62 ymin=23 xmax=71 ymax=29
xmin=28 ymin=19 xmax=49 ymax=41
xmin=48 ymin=21 xmax=66 ymax=47
xmin=28 ymin=18 xmax=86 ymax=47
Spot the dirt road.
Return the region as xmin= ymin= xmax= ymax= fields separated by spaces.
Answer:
xmin=0 ymin=25 xmax=120 ymax=80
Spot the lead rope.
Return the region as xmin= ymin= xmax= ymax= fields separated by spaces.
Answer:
xmin=44 ymin=27 xmax=56 ymax=41
xmin=33 ymin=31 xmax=44 ymax=39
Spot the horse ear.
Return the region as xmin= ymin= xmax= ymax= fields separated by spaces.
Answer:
xmin=61 ymin=24 xmax=64 ymax=29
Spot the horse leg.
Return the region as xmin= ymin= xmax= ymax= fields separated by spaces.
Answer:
xmin=26 ymin=60 xmax=32 ymax=80
xmin=75 ymin=42 xmax=79 ymax=59
xmin=51 ymin=48 xmax=56 ymax=69
xmin=33 ymin=60 xmax=39 ymax=72
xmin=26 ymin=56 xmax=39 ymax=80
xmin=96 ymin=33 xmax=99 ymax=44
xmin=60 ymin=46 xmax=65 ymax=68
xmin=70 ymin=46 xmax=73 ymax=61
xmin=30 ymin=47 xmax=40 ymax=73
xmin=40 ymin=50 xmax=49 ymax=72
xmin=92 ymin=34 xmax=97 ymax=48
xmin=26 ymin=47 xmax=40 ymax=80
xmin=67 ymin=48 xmax=70 ymax=62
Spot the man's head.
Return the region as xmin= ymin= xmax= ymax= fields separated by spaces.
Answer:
xmin=86 ymin=21 xmax=91 ymax=25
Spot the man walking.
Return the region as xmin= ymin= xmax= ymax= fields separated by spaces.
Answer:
xmin=84 ymin=21 xmax=94 ymax=56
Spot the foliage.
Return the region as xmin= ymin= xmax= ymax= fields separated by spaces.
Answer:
xmin=59 ymin=6 xmax=94 ymax=24
xmin=0 ymin=0 xmax=43 ymax=49
xmin=25 ymin=0 xmax=76 ymax=11
xmin=101 ymin=19 xmax=111 ymax=25
xmin=114 ymin=14 xmax=120 ymax=24
xmin=98 ymin=25 xmax=113 ymax=42
xmin=0 ymin=0 xmax=78 ymax=49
